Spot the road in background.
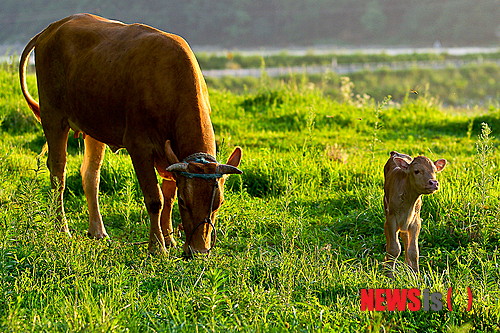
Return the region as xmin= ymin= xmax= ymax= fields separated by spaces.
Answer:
xmin=2 ymin=46 xmax=500 ymax=77
xmin=193 ymin=45 xmax=500 ymax=57
xmin=202 ymin=57 xmax=500 ymax=78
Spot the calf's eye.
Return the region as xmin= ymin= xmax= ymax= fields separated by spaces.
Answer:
xmin=414 ymin=170 xmax=420 ymax=174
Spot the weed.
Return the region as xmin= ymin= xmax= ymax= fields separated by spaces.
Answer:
xmin=121 ymin=178 xmax=135 ymax=227
xmin=340 ymin=76 xmax=355 ymax=105
xmin=301 ymin=106 xmax=316 ymax=155
xmin=13 ymin=156 xmax=59 ymax=236
xmin=474 ymin=122 xmax=495 ymax=241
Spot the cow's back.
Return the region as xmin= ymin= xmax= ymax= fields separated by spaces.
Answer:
xmin=33 ymin=13 xmax=212 ymax=153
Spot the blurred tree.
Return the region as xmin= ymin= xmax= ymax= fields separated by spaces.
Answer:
xmin=360 ymin=0 xmax=387 ymax=38
xmin=2 ymin=0 xmax=500 ymax=47
xmin=435 ymin=0 xmax=500 ymax=45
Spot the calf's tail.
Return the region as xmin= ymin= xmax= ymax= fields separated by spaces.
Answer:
xmin=19 ymin=33 xmax=41 ymax=122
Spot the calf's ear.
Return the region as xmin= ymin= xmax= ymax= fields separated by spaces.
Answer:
xmin=394 ymin=156 xmax=410 ymax=171
xmin=434 ymin=159 xmax=447 ymax=172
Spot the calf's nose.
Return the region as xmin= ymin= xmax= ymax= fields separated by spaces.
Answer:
xmin=429 ymin=179 xmax=439 ymax=188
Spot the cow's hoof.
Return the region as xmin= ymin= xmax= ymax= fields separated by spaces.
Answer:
xmin=182 ymin=246 xmax=210 ymax=259
xmin=148 ymin=244 xmax=168 ymax=256
xmin=87 ymin=231 xmax=109 ymax=239
xmin=164 ymin=237 xmax=177 ymax=248
xmin=182 ymin=250 xmax=194 ymax=260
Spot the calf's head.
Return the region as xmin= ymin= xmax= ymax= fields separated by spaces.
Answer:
xmin=394 ymin=155 xmax=447 ymax=194
xmin=165 ymin=141 xmax=242 ymax=256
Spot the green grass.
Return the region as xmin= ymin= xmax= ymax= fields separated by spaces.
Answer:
xmin=196 ymin=51 xmax=500 ymax=71
xmin=1 ymin=63 xmax=500 ymax=332
xmin=206 ymin=62 xmax=500 ymax=107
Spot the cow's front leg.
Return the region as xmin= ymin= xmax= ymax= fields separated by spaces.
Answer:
xmin=160 ymin=179 xmax=177 ymax=247
xmin=81 ymin=135 xmax=108 ymax=239
xmin=128 ymin=149 xmax=166 ymax=254
xmin=384 ymin=217 xmax=401 ymax=279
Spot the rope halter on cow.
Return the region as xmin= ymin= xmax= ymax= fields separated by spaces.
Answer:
xmin=166 ymin=152 xmax=242 ymax=255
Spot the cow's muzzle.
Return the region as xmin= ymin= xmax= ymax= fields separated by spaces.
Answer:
xmin=183 ymin=180 xmax=219 ymax=258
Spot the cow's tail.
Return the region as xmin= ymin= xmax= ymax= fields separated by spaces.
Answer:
xmin=19 ymin=33 xmax=41 ymax=123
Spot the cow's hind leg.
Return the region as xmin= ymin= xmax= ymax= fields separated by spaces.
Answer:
xmin=160 ymin=179 xmax=177 ymax=247
xmin=42 ymin=118 xmax=71 ymax=235
xmin=81 ymin=135 xmax=108 ymax=239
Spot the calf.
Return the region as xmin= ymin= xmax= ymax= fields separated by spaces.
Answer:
xmin=383 ymin=151 xmax=447 ymax=278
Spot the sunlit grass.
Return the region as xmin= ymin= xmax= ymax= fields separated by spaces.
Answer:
xmin=0 ymin=66 xmax=499 ymax=331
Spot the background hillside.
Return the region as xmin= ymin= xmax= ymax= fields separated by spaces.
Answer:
xmin=2 ymin=0 xmax=500 ymax=48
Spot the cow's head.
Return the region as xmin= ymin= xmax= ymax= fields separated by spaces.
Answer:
xmin=165 ymin=141 xmax=242 ymax=256
xmin=394 ymin=155 xmax=447 ymax=194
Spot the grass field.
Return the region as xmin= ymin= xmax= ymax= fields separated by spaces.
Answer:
xmin=0 ymin=59 xmax=500 ymax=332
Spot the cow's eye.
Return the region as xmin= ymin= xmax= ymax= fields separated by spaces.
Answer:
xmin=414 ymin=170 xmax=420 ymax=174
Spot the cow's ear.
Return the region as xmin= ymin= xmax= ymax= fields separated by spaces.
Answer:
xmin=226 ymin=146 xmax=242 ymax=168
xmin=394 ymin=157 xmax=409 ymax=171
xmin=165 ymin=140 xmax=180 ymax=165
xmin=434 ymin=159 xmax=447 ymax=172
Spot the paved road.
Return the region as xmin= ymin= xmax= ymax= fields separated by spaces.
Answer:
xmin=202 ymin=57 xmax=500 ymax=78
xmin=3 ymin=45 xmax=499 ymax=78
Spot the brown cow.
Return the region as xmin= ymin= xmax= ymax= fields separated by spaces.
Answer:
xmin=383 ymin=151 xmax=446 ymax=278
xmin=19 ymin=13 xmax=242 ymax=256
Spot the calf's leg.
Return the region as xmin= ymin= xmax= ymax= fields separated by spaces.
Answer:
xmin=400 ymin=230 xmax=409 ymax=262
xmin=405 ymin=223 xmax=421 ymax=274
xmin=81 ymin=136 xmax=108 ymax=239
xmin=384 ymin=218 xmax=401 ymax=279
